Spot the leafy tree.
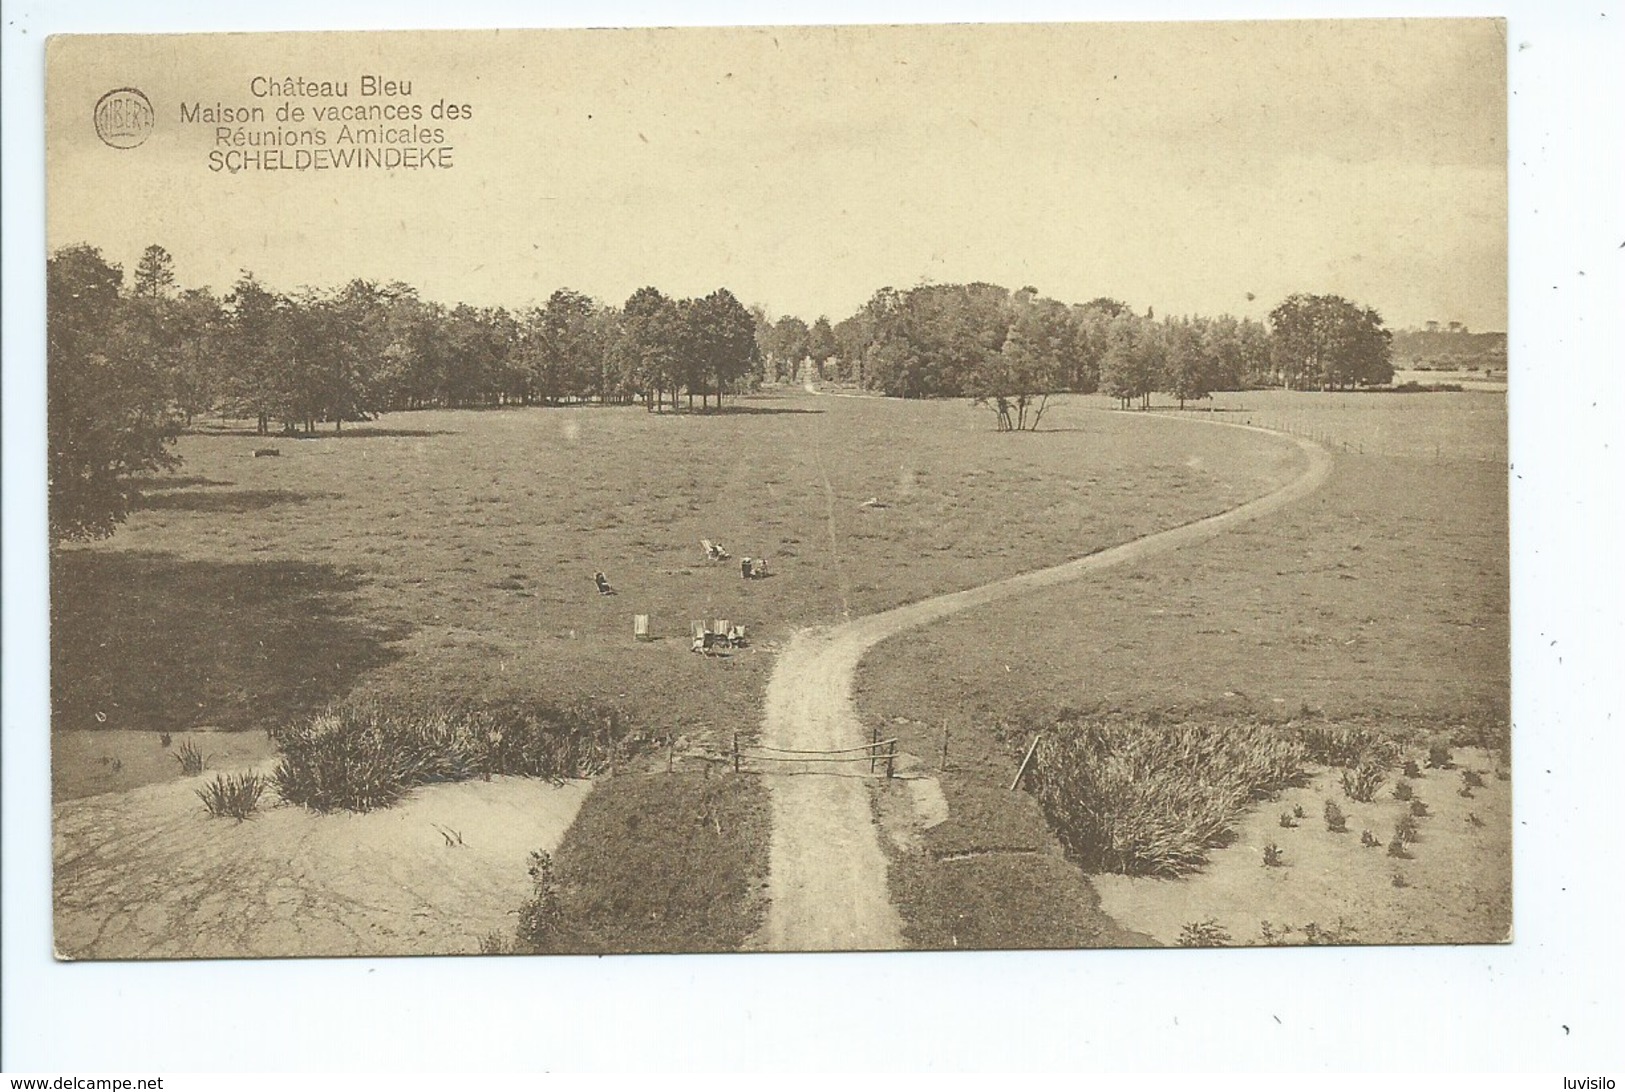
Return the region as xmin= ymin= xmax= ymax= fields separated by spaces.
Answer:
xmin=766 ymin=315 xmax=809 ymax=382
xmin=222 ymin=271 xmax=290 ymax=434
xmin=807 ymin=316 xmax=837 ymax=380
xmin=619 ymin=286 xmax=682 ymax=411
xmin=1268 ymin=293 xmax=1393 ymax=390
xmin=47 ymin=245 xmax=182 ymax=540
xmin=1161 ymin=317 xmax=1212 ymax=408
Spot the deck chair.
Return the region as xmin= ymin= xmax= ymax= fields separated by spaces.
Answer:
xmin=702 ymin=539 xmax=731 ymax=561
xmin=594 ymin=571 xmax=616 ymax=595
xmin=726 ymin=624 xmax=747 ymax=648
xmin=749 ymin=558 xmax=769 ymax=579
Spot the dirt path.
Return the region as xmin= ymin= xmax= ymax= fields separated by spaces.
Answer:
xmin=754 ymin=419 xmax=1332 ymax=951
xmin=54 ymin=769 xmax=591 ymax=959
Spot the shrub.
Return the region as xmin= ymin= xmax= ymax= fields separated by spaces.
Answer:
xmin=1387 ymin=835 xmax=1410 ymax=859
xmin=1403 ymin=759 xmax=1423 ymax=779
xmin=197 ymin=771 xmax=267 ymax=819
xmin=1426 ymin=739 xmax=1454 ymax=769
xmin=1361 ymin=829 xmax=1380 ymax=848
xmin=1392 ymin=779 xmax=1414 ymax=801
xmin=159 ymin=732 xmax=173 ymax=748
xmin=1410 ymin=799 xmax=1430 ymax=818
xmin=1467 ymin=812 xmax=1485 ymax=828
xmin=1324 ymin=800 xmax=1347 ymax=832
xmin=1026 ymin=718 xmax=1306 ymax=876
xmin=1395 ymin=814 xmax=1420 ymax=844
xmin=1293 ymin=804 xmax=1306 ymax=819
xmin=1341 ymin=761 xmax=1385 ymax=802
xmin=1391 ymin=870 xmax=1410 ymax=887
xmin=1262 ymin=843 xmax=1285 ymax=867
xmin=1300 ymin=919 xmax=1357 ymax=946
xmin=1279 ymin=811 xmax=1298 ymax=829
xmin=1462 ymin=768 xmax=1486 ymax=790
xmin=1177 ymin=919 xmax=1233 ymax=947
xmin=173 ymin=740 xmax=204 ymax=776
xmin=272 ymin=695 xmax=639 ymax=813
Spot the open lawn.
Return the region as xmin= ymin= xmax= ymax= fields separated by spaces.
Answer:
xmin=52 ymin=389 xmax=1301 ymax=953
xmin=53 ymin=390 xmax=1296 ymax=791
xmin=854 ymin=390 xmax=1508 ymax=947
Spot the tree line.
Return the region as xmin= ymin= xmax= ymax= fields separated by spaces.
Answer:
xmin=47 ymin=241 xmax=1395 ymax=538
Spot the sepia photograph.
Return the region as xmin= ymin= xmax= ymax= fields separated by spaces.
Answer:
xmin=39 ymin=19 xmax=1514 ymax=963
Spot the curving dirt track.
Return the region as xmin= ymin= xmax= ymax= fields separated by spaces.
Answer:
xmin=753 ymin=419 xmax=1332 ymax=951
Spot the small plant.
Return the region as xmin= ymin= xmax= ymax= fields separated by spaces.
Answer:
xmin=1392 ymin=870 xmax=1410 ymax=888
xmin=159 ymin=732 xmax=173 ymax=748
xmin=1258 ymin=921 xmax=1292 ymax=946
xmin=1458 ymin=785 xmax=1475 ymax=799
xmin=1387 ymin=835 xmax=1410 ymax=859
xmin=1300 ymin=919 xmax=1357 ymax=946
xmin=110 ymin=758 xmax=122 ymax=773
xmin=477 ymin=931 xmax=514 ymax=955
xmin=1262 ymin=842 xmax=1285 ymax=867
xmin=1462 ymin=768 xmax=1486 ymax=790
xmin=1409 ymin=799 xmax=1430 ymax=818
xmin=1402 ymin=758 xmax=1423 ymax=779
xmin=1279 ymin=811 xmax=1298 ymax=829
xmin=1341 ymin=761 xmax=1385 ymax=803
xmin=1395 ymin=813 xmax=1420 ymax=844
xmin=1426 ymin=739 xmax=1454 ymax=770
xmin=1392 ymin=779 xmax=1414 ymax=801
xmin=515 ymin=850 xmax=569 ymax=953
xmin=432 ymin=824 xmax=465 ymax=847
xmin=1494 ymin=766 xmax=1511 ymax=782
xmin=1467 ymin=811 xmax=1485 ymax=828
xmin=1361 ymin=829 xmax=1380 ymax=848
xmin=1176 ymin=919 xmax=1233 ymax=947
xmin=197 ymin=771 xmax=267 ymax=819
xmin=1323 ymin=799 xmax=1347 ymax=833
xmin=173 ymin=740 xmax=204 ymax=776
xmin=1293 ymin=804 xmax=1306 ymax=819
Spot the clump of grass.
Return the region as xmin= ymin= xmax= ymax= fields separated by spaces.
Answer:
xmin=159 ymin=732 xmax=173 ymax=748
xmin=1295 ymin=724 xmax=1383 ymax=768
xmin=1426 ymin=739 xmax=1454 ymax=770
xmin=515 ymin=850 xmax=568 ymax=953
xmin=1324 ymin=800 xmax=1347 ymax=833
xmin=1279 ymin=811 xmax=1298 ymax=829
xmin=1340 ymin=761 xmax=1386 ymax=802
xmin=1387 ymin=835 xmax=1411 ymax=860
xmin=1293 ymin=804 xmax=1306 ymax=820
xmin=1410 ymin=799 xmax=1430 ymax=818
xmin=1177 ymin=919 xmax=1233 ymax=947
xmin=1392 ymin=779 xmax=1414 ymax=801
xmin=173 ymin=740 xmax=204 ymax=776
xmin=1391 ymin=870 xmax=1410 ymax=888
xmin=1361 ymin=829 xmax=1380 ymax=848
xmin=1026 ymin=718 xmax=1306 ymax=876
xmin=272 ymin=696 xmax=639 ymax=813
xmin=1402 ymin=758 xmax=1423 ymax=779
xmin=1462 ymin=768 xmax=1486 ymax=790
xmin=197 ymin=771 xmax=267 ymax=819
xmin=1262 ymin=843 xmax=1285 ymax=867
xmin=1466 ymin=812 xmax=1485 ymax=828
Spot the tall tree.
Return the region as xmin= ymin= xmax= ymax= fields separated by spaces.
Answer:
xmin=1268 ymin=293 xmax=1394 ymax=390
xmin=807 ymin=316 xmax=837 ymax=380
xmin=47 ymin=245 xmax=182 ymax=539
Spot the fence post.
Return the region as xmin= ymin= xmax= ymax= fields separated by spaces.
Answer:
xmin=668 ymin=736 xmax=675 ymax=775
xmin=732 ymin=733 xmax=740 ymax=774
xmin=886 ymin=739 xmax=896 ymax=780
xmin=940 ymin=720 xmax=950 ymax=771
xmin=870 ymin=725 xmax=879 ymax=774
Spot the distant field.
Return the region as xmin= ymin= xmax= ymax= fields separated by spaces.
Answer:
xmin=51 ymin=390 xmax=1299 ymax=801
xmin=854 ymin=390 xmax=1508 ymax=946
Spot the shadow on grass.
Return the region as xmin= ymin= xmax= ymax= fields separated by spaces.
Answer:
xmin=134 ymin=475 xmax=236 ymax=490
xmin=188 ymin=423 xmax=453 ymax=438
xmin=51 ymin=550 xmax=409 ymax=735
xmin=136 ymin=488 xmax=335 ymax=513
xmin=664 ymin=404 xmax=825 ymax=416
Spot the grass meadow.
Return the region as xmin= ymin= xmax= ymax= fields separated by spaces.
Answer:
xmin=855 ymin=388 xmax=1509 ymax=947
xmin=51 ymin=386 xmax=1506 ymax=950
xmin=53 ymin=389 xmax=1297 ymax=950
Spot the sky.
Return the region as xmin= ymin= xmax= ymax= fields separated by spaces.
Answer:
xmin=46 ymin=19 xmax=1508 ymax=330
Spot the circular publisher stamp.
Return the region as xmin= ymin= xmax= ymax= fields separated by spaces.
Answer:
xmin=94 ymin=88 xmax=155 ymax=149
